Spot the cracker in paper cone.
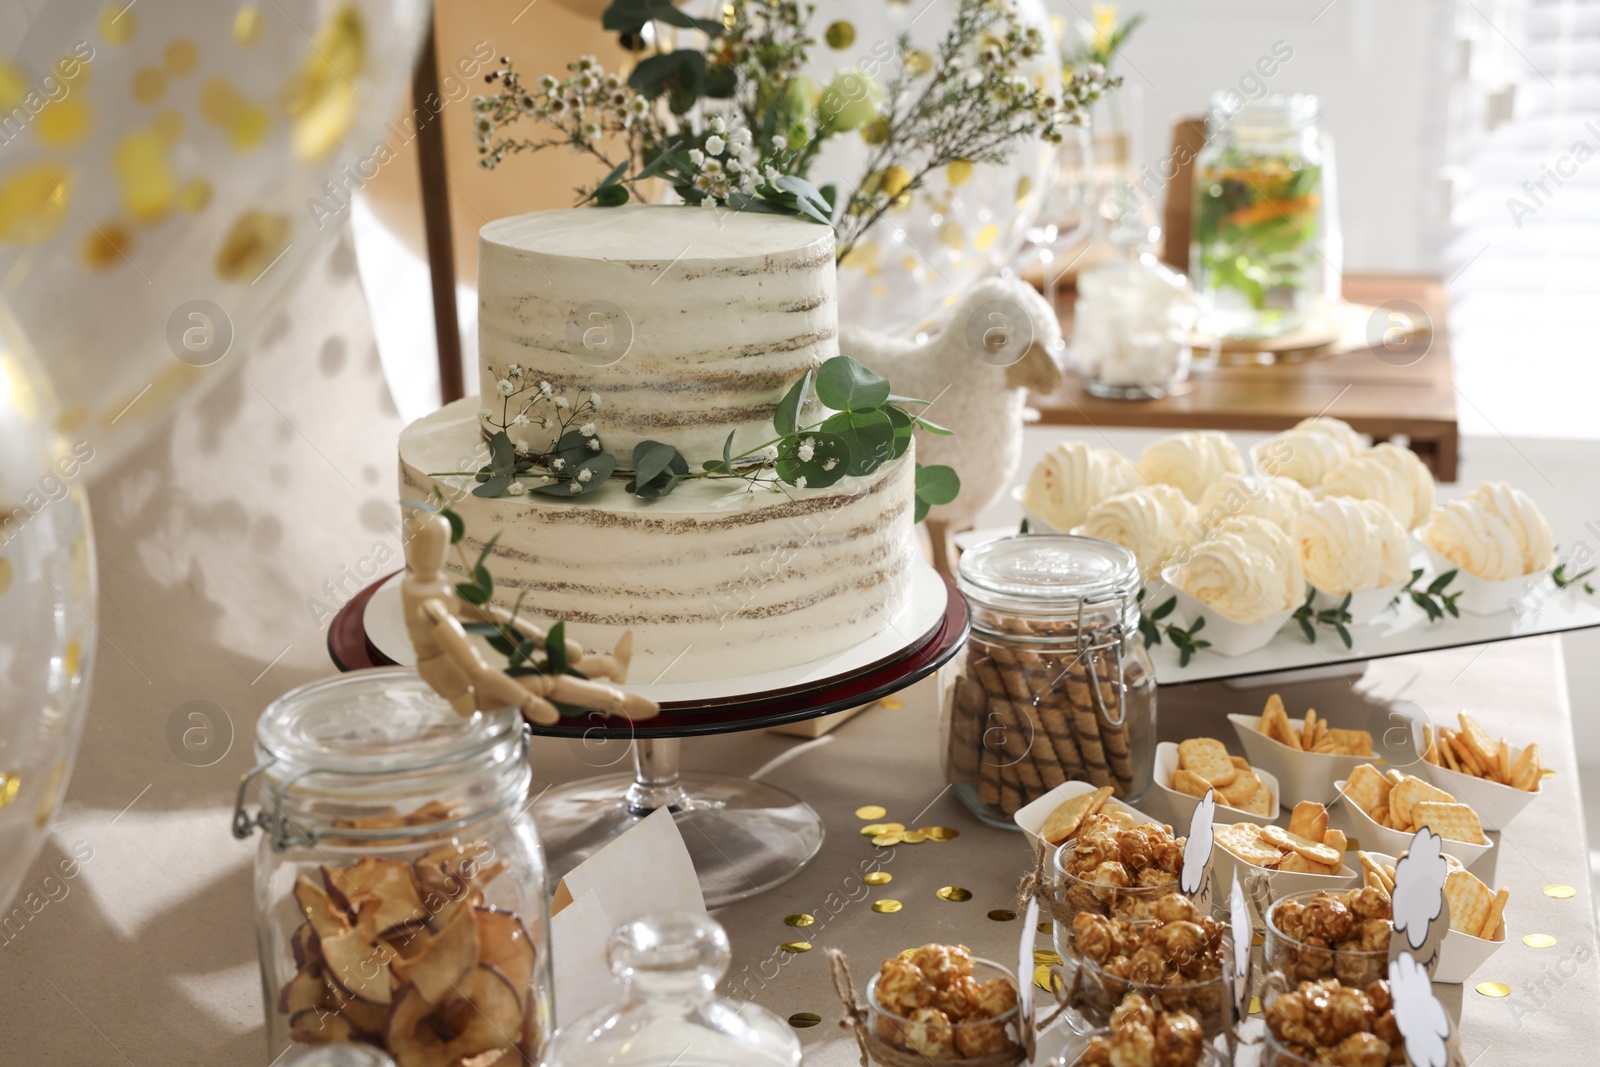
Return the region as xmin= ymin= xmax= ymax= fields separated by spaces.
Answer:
xmin=1325 ymin=728 xmax=1374 ymax=756
xmin=1171 ymin=768 xmax=1214 ymax=800
xmin=1444 ymin=869 xmax=1492 ymax=936
xmin=1481 ymin=886 xmax=1509 ymax=941
xmin=1259 ymin=694 xmax=1301 ymax=750
xmin=1287 ymin=800 xmax=1329 ymax=842
xmin=1511 ymin=742 xmax=1543 ymax=792
xmin=1041 ymin=786 xmax=1113 ymax=846
xmin=1259 ymin=825 xmax=1342 ymax=867
xmin=1215 ymin=823 xmax=1281 ymax=867
xmin=1411 ymin=801 xmax=1486 ymax=845
xmin=1178 ymin=738 xmax=1236 ymax=787
xmin=1240 ymin=781 xmax=1275 ymax=816
xmin=1276 ymin=852 xmax=1341 ymax=875
xmin=1458 ymin=711 xmax=1499 ymax=771
xmin=1218 ymin=767 xmax=1261 ymax=808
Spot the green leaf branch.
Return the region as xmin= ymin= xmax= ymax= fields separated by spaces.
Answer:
xmin=1137 ymin=592 xmax=1212 ymax=667
xmin=1389 ymin=567 xmax=1461 ymax=622
xmin=1292 ymin=589 xmax=1353 ymax=649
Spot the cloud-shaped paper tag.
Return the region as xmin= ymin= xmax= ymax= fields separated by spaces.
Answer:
xmin=1392 ymin=828 xmax=1449 ymax=951
xmin=1182 ymin=790 xmax=1216 ymax=897
xmin=1390 ymin=952 xmax=1451 ymax=1067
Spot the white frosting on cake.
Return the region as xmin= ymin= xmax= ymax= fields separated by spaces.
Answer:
xmin=477 ymin=205 xmax=837 ymax=460
xmin=399 ymin=399 xmax=918 ymax=684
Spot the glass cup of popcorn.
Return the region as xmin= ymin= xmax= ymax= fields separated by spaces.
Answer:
xmin=866 ymin=946 xmax=1022 ymax=1063
xmin=1264 ymin=888 xmax=1392 ymax=989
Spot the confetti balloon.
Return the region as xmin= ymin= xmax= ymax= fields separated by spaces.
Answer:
xmin=0 ymin=0 xmax=429 ymax=474
xmin=801 ymin=0 xmax=1060 ymax=335
xmin=0 ymin=305 xmax=97 ymax=913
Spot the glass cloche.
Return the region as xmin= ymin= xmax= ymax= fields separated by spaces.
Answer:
xmin=545 ymin=913 xmax=802 ymax=1067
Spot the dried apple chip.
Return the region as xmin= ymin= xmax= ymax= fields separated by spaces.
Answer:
xmin=475 ymin=907 xmax=537 ymax=1006
xmin=391 ymin=899 xmax=480 ymax=1007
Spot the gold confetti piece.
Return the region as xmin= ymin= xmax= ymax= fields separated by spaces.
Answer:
xmin=1252 ymin=931 xmax=1265 ymax=947
xmin=864 ymin=871 xmax=892 ymax=886
xmin=81 ymin=224 xmax=133 ymax=270
xmin=872 ymin=899 xmax=903 ymax=914
xmin=921 ymin=826 xmax=960 ymax=841
xmin=99 ymin=4 xmax=135 ymax=45
xmin=855 ymin=805 xmax=887 ymax=820
xmin=784 ymin=914 xmax=815 ymax=928
xmin=780 ymin=941 xmax=812 ymax=953
xmin=825 ymin=20 xmax=855 ymax=49
xmin=0 ymin=772 xmax=20 ymax=810
xmin=1032 ymin=964 xmax=1057 ymax=991
xmin=1033 ymin=950 xmax=1062 ymax=965
xmin=1475 ymin=981 xmax=1511 ymax=998
xmin=936 ymin=886 xmax=972 ymax=902
xmin=1523 ymin=934 xmax=1556 ymax=948
xmin=860 ymin=823 xmax=890 ymax=836
xmin=214 ymin=209 xmax=289 ymax=282
xmin=1542 ymin=768 xmax=1556 ymax=779
xmin=899 ymin=830 xmax=928 ymax=844
xmin=1248 ymin=996 xmax=1261 ymax=1015
xmin=987 ymin=909 xmax=1016 ymax=922
xmin=789 ymin=1012 xmax=822 ymax=1028
xmin=1037 ymin=921 xmax=1054 ymax=934
xmin=871 ymin=833 xmax=901 ymax=847
xmin=878 ymin=695 xmax=904 ymax=710
xmin=1544 ymin=884 xmax=1576 ymax=899
xmin=164 ymin=38 xmax=198 ymax=77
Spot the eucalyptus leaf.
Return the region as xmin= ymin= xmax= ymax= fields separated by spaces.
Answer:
xmin=912 ymin=415 xmax=954 ymax=435
xmin=820 ymin=409 xmax=895 ymax=476
xmin=914 ymin=464 xmax=960 ymax=506
xmin=488 ymin=431 xmax=516 ymax=474
xmin=593 ymin=184 xmax=631 ymax=207
xmin=815 ymin=356 xmax=890 ymax=411
xmin=546 ymin=620 xmax=569 ymax=676
xmin=472 ymin=474 xmax=514 ymax=498
xmin=774 ymin=369 xmax=812 ymax=437
xmin=455 ymin=581 xmax=491 ymax=606
xmin=914 ymin=496 xmax=930 ymax=523
xmin=603 ymin=0 xmax=724 ymax=38
xmin=775 ymin=431 xmax=850 ymax=489
xmin=633 ymin=441 xmax=681 ymax=488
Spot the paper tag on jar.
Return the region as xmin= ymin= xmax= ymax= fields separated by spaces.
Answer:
xmin=1229 ymin=873 xmax=1251 ymax=1021
xmin=1388 ymin=827 xmax=1449 ymax=979
xmin=1389 ymin=951 xmax=1466 ymax=1067
xmin=1180 ymin=789 xmax=1216 ymax=913
xmin=1017 ymin=894 xmax=1041 ymax=1061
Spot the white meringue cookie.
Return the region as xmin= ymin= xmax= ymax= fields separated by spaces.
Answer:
xmin=1076 ymin=484 xmax=1199 ymax=580
xmin=1321 ymin=443 xmax=1436 ymax=530
xmin=1172 ymin=515 xmax=1305 ymax=623
xmin=1293 ymin=497 xmax=1410 ymax=594
xmin=1136 ymin=431 xmax=1245 ymax=503
xmin=1419 ymin=481 xmax=1554 ymax=581
xmin=1022 ymin=440 xmax=1139 ymax=531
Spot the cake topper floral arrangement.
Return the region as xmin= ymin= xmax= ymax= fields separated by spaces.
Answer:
xmin=452 ymin=355 xmax=961 ymax=522
xmin=470 ymin=0 xmax=1120 ymax=260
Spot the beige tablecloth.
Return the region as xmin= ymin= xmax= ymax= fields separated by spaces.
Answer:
xmin=1 ymin=227 xmax=1595 ymax=1062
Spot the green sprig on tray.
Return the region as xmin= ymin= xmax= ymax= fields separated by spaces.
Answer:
xmin=1389 ymin=567 xmax=1461 ymax=622
xmin=1551 ymin=561 xmax=1595 ymax=595
xmin=1137 ymin=592 xmax=1212 ymax=667
xmin=1292 ymin=589 xmax=1353 ymax=649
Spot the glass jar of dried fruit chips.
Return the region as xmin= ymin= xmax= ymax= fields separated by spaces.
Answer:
xmin=944 ymin=534 xmax=1157 ymax=827
xmin=1191 ymin=94 xmax=1331 ymax=341
xmin=233 ymin=667 xmax=551 ymax=1065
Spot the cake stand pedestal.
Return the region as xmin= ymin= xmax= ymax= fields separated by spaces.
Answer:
xmin=328 ymin=570 xmax=968 ymax=906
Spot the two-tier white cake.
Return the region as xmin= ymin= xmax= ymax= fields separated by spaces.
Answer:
xmin=398 ymin=205 xmax=919 ymax=684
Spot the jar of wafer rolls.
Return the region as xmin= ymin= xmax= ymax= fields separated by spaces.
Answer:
xmin=945 ymin=534 xmax=1157 ymax=826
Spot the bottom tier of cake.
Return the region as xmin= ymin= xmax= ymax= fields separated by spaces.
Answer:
xmin=398 ymin=399 xmax=919 ymax=685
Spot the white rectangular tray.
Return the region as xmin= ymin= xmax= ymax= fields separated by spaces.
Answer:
xmin=955 ymin=526 xmax=1600 ymax=688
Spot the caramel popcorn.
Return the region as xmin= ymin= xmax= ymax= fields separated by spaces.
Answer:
xmin=1079 ymin=992 xmax=1207 ymax=1067
xmin=871 ymin=944 xmax=1020 ymax=1061
xmin=1068 ymin=895 xmax=1230 ymax=1036
xmin=1264 ymin=978 xmax=1405 ymax=1066
xmin=1266 ymin=889 xmax=1393 ymax=989
xmin=1058 ymin=814 xmax=1189 ymax=921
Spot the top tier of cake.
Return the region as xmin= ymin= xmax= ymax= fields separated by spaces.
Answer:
xmin=478 ymin=205 xmax=837 ymax=459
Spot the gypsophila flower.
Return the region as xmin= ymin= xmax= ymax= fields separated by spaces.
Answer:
xmin=688 ymin=148 xmax=705 ymax=166
xmin=763 ymin=165 xmax=781 ymax=184
xmin=542 ymin=417 xmax=555 ymax=430
xmin=569 ymin=482 xmax=582 ymax=494
xmin=497 ymin=379 xmax=514 ymax=396
xmin=588 ymin=437 xmax=602 ymax=451
xmin=539 ymin=380 xmax=553 ymax=395
xmin=552 ymin=457 xmax=566 ymax=471
xmin=554 ymin=396 xmax=569 ymax=409
xmin=507 ymin=482 xmax=528 ymax=496
xmin=577 ymin=469 xmax=593 ymax=483
xmin=760 ymin=445 xmax=780 ymax=463
xmin=709 ymin=115 xmax=726 ymax=134
xmin=589 ymin=393 xmax=601 ymax=407
xmin=822 ymin=457 xmax=839 ymax=471
xmin=797 ymin=437 xmax=815 ymax=462
xmin=478 ymin=408 xmax=493 ymax=422
xmin=794 ymin=475 xmax=808 ymax=489
xmin=508 ymin=362 xmax=522 ymax=376
xmin=731 ymin=127 xmax=752 ymax=147
xmin=512 ymin=413 xmax=531 ymax=427
xmin=772 ymin=135 xmax=787 ymax=151
xmin=705 ymin=134 xmax=726 ymax=156
xmin=580 ymin=422 xmax=597 ymax=437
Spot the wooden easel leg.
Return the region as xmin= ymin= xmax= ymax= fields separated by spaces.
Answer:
xmin=925 ymin=517 xmax=954 ymax=581
xmin=413 ymin=11 xmax=464 ymax=406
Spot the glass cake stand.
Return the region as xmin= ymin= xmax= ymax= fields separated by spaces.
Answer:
xmin=327 ymin=570 xmax=968 ymax=906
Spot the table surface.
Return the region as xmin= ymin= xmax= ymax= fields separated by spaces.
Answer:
xmin=1037 ymin=275 xmax=1461 ymax=481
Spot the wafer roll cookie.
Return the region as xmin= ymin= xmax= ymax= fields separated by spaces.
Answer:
xmin=947 ymin=677 xmax=983 ymax=785
xmin=988 ymin=640 xmax=1066 ymax=790
xmin=1064 ymin=667 xmax=1114 ymax=788
xmin=971 ymin=657 xmax=1047 ymax=799
xmin=1093 ymin=666 xmax=1135 ymax=791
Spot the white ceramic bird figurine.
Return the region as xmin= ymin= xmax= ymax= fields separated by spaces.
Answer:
xmin=839 ymin=276 xmax=1064 ymax=575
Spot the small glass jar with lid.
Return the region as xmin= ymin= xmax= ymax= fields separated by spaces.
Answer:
xmin=543 ymin=912 xmax=801 ymax=1067
xmin=1190 ymin=93 xmax=1330 ymax=340
xmin=1073 ymin=220 xmax=1199 ymax=400
xmin=943 ymin=534 xmax=1157 ymax=826
xmin=234 ymin=667 xmax=552 ymax=1065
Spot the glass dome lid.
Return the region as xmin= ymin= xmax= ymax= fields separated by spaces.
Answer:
xmin=957 ymin=533 xmax=1141 ymax=612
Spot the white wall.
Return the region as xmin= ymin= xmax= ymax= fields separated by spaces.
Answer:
xmin=1088 ymin=0 xmax=1441 ymax=273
